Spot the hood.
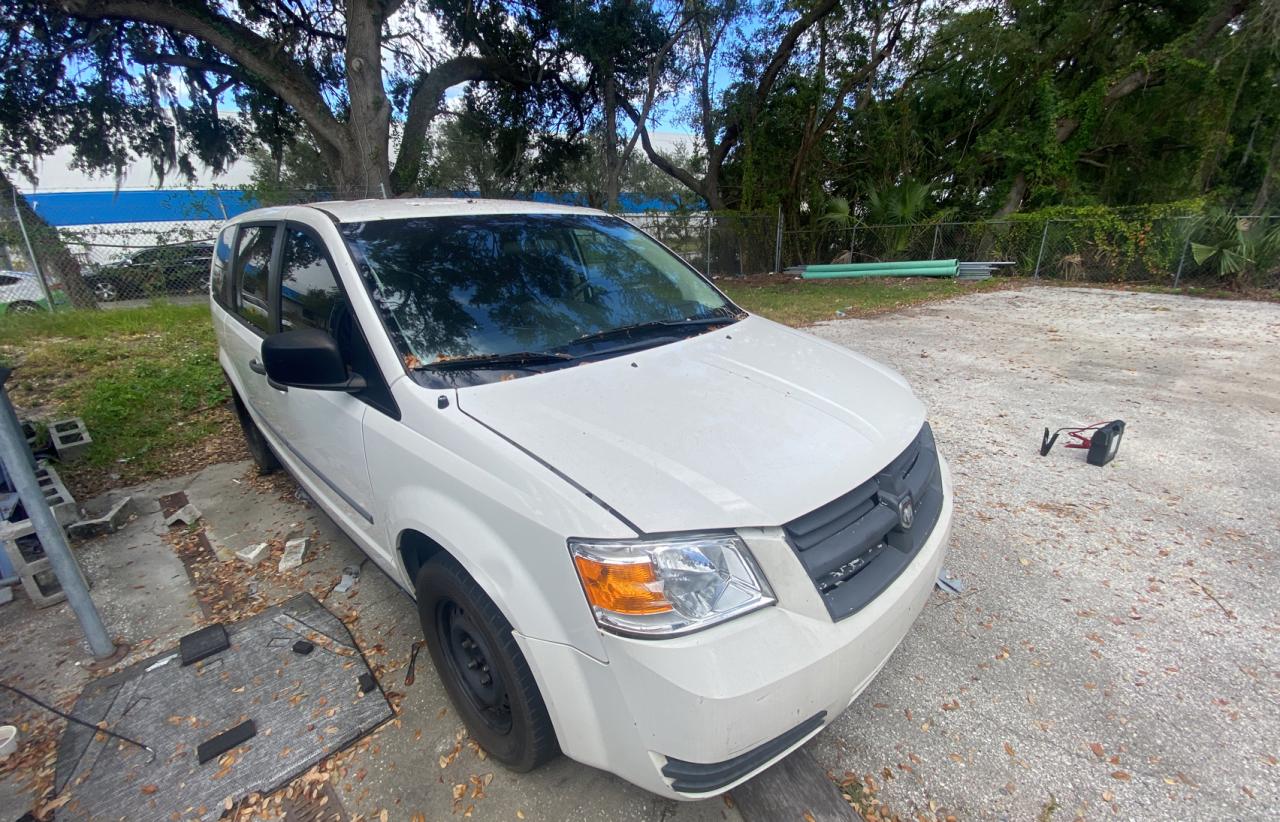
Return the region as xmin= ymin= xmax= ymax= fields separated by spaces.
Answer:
xmin=457 ymin=315 xmax=926 ymax=534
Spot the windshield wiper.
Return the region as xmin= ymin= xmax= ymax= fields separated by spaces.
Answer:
xmin=418 ymin=351 xmax=576 ymax=371
xmin=567 ymin=315 xmax=738 ymax=348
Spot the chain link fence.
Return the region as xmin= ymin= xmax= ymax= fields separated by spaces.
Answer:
xmin=1 ymin=194 xmax=1276 ymax=323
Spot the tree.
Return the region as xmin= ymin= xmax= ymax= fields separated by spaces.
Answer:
xmin=3 ymin=0 xmax=616 ymax=197
xmin=0 ymin=171 xmax=96 ymax=308
xmin=625 ymin=0 xmax=842 ymax=210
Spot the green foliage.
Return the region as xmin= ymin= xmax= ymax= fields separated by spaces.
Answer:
xmin=1191 ymin=208 xmax=1280 ymax=287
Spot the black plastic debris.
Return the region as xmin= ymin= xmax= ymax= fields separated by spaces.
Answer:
xmin=292 ymin=639 xmax=314 ymax=656
xmin=357 ymin=673 xmax=376 ymax=694
xmin=180 ymin=624 xmax=229 ymax=666
xmin=197 ymin=720 xmax=257 ymax=764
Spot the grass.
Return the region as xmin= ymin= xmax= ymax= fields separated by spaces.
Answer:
xmin=719 ymin=275 xmax=1011 ymax=326
xmin=0 ymin=303 xmax=231 ymax=494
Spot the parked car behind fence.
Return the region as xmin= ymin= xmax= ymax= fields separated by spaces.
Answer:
xmin=84 ymin=242 xmax=214 ymax=302
xmin=0 ymin=270 xmax=67 ymax=314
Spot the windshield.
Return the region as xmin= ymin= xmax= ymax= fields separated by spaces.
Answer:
xmin=340 ymin=214 xmax=736 ymax=368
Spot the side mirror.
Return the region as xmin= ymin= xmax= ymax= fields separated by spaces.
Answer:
xmin=262 ymin=328 xmax=367 ymax=392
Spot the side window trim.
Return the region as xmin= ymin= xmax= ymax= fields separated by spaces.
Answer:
xmin=226 ymin=220 xmax=283 ymax=338
xmin=276 ymin=221 xmax=345 ymax=329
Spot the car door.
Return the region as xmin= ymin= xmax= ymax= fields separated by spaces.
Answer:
xmin=268 ymin=220 xmax=382 ymax=547
xmin=221 ymin=222 xmax=283 ymax=434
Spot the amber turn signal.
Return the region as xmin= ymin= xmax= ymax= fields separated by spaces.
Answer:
xmin=572 ymin=555 xmax=673 ymax=615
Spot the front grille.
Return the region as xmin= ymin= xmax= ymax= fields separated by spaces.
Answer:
xmin=783 ymin=423 xmax=943 ymax=621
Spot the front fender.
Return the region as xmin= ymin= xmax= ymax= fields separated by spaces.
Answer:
xmin=366 ymin=396 xmax=630 ymax=663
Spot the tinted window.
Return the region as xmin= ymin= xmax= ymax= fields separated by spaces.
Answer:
xmin=340 ymin=214 xmax=732 ymax=364
xmin=211 ymin=229 xmax=233 ymax=305
xmin=0 ymin=275 xmax=18 ymax=287
xmin=232 ymin=225 xmax=275 ymax=333
xmin=280 ymin=229 xmax=344 ymax=333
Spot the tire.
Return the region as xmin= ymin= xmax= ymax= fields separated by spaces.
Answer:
xmin=415 ymin=555 xmax=558 ymax=771
xmin=92 ymin=279 xmax=121 ymax=302
xmin=7 ymin=301 xmax=43 ymax=314
xmin=228 ymin=387 xmax=279 ymax=474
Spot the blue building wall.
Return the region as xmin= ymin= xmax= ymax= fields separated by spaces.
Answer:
xmin=26 ymin=189 xmax=694 ymax=226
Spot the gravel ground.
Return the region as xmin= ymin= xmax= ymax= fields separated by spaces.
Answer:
xmin=805 ymin=286 xmax=1280 ymax=820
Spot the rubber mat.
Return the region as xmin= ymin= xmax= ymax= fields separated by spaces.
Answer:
xmin=53 ymin=594 xmax=392 ymax=820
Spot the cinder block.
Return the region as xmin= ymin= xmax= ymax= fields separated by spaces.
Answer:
xmin=33 ymin=461 xmax=76 ymax=525
xmin=17 ymin=555 xmax=66 ymax=608
xmin=0 ymin=518 xmax=40 ymax=570
xmin=49 ymin=418 xmax=92 ymax=463
xmin=66 ymin=496 xmax=134 ymax=540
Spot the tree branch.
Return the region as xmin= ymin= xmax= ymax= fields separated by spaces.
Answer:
xmin=48 ymin=0 xmax=346 ymax=152
xmin=390 ymin=54 xmax=531 ymax=193
xmin=619 ymin=97 xmax=708 ymax=198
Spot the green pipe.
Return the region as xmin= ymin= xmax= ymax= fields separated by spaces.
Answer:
xmin=802 ymin=259 xmax=958 ymax=273
xmin=803 ymin=271 xmax=957 ymax=281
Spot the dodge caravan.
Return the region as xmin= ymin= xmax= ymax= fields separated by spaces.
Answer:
xmin=209 ymin=199 xmax=952 ymax=799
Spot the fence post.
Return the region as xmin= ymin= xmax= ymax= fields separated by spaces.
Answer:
xmin=774 ymin=204 xmax=783 ymax=275
xmin=1173 ymin=218 xmax=1192 ymax=288
xmin=1033 ymin=220 xmax=1051 ymax=279
xmin=930 ymin=223 xmax=941 ymax=260
xmin=704 ymin=213 xmax=712 ymax=277
xmin=10 ymin=187 xmax=55 ymax=307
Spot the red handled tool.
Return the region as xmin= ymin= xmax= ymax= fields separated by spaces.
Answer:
xmin=1040 ymin=420 xmax=1125 ymax=466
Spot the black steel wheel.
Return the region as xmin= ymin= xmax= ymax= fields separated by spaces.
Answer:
xmin=415 ymin=554 xmax=558 ymax=770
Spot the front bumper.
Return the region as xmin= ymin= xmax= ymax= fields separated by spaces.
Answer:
xmin=516 ymin=458 xmax=954 ymax=799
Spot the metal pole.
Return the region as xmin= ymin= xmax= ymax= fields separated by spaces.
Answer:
xmin=1033 ymin=220 xmax=1051 ymax=279
xmin=11 ymin=188 xmax=55 ymax=307
xmin=1173 ymin=218 xmax=1192 ymax=288
xmin=774 ymin=204 xmax=783 ymax=275
xmin=0 ymin=371 xmax=115 ymax=658
xmin=704 ymin=213 xmax=711 ymax=277
xmin=930 ymin=223 xmax=942 ymax=259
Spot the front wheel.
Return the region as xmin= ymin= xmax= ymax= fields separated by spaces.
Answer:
xmin=415 ymin=555 xmax=558 ymax=771
xmin=7 ymin=301 xmax=43 ymax=314
xmin=92 ymin=279 xmax=121 ymax=302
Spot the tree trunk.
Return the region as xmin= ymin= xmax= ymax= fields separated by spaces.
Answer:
xmin=1 ymin=171 xmax=96 ymax=309
xmin=1249 ymin=126 xmax=1280 ymax=214
xmin=603 ymin=75 xmax=620 ymax=211
xmin=340 ymin=0 xmax=393 ymax=198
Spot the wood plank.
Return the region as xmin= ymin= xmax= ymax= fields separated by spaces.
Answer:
xmin=730 ymin=747 xmax=856 ymax=822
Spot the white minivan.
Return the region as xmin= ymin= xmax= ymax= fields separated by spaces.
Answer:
xmin=210 ymin=199 xmax=952 ymax=799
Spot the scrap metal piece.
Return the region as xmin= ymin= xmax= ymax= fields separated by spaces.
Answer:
xmin=935 ymin=569 xmax=965 ymax=595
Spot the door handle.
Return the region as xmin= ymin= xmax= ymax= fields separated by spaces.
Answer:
xmin=248 ymin=358 xmax=266 ymax=375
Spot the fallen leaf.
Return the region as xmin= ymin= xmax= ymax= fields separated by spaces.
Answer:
xmin=1004 ymin=742 xmax=1015 ymax=757
xmin=1112 ymin=771 xmax=1131 ymax=781
xmin=1089 ymin=742 xmax=1105 ymax=758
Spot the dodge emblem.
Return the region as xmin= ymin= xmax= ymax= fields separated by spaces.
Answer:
xmin=897 ymin=495 xmax=915 ymax=530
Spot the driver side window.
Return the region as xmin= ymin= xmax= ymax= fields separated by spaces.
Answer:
xmin=232 ymin=225 xmax=276 ymax=334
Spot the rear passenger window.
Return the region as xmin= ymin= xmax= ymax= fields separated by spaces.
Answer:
xmin=280 ymin=229 xmax=344 ymax=333
xmin=232 ymin=225 xmax=275 ymax=333
xmin=211 ymin=228 xmax=233 ymax=306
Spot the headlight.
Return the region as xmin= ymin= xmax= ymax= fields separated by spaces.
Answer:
xmin=569 ymin=533 xmax=774 ymax=637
